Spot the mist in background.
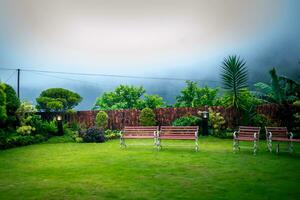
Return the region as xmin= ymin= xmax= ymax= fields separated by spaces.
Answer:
xmin=0 ymin=0 xmax=299 ymax=110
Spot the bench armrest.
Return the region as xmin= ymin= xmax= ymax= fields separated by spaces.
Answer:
xmin=289 ymin=132 xmax=293 ymax=139
xmin=254 ymin=132 xmax=258 ymax=140
xmin=267 ymin=131 xmax=272 ymax=140
xmin=156 ymin=131 xmax=160 ymax=137
xmin=233 ymin=131 xmax=238 ymax=139
xmin=195 ymin=131 xmax=198 ymax=138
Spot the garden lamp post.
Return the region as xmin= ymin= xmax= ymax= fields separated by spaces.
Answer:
xmin=56 ymin=115 xmax=64 ymax=136
xmin=198 ymin=107 xmax=209 ymax=136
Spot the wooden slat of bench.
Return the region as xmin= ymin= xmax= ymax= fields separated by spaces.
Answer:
xmin=265 ymin=127 xmax=288 ymax=137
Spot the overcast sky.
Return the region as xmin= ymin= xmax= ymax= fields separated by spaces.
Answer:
xmin=0 ymin=0 xmax=299 ymax=109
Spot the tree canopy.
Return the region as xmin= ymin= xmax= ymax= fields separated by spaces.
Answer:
xmin=93 ymin=85 xmax=165 ymax=110
xmin=254 ymin=68 xmax=300 ymax=103
xmin=36 ymin=88 xmax=82 ymax=112
xmin=175 ymin=81 xmax=220 ymax=107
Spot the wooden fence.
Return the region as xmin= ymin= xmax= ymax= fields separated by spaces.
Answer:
xmin=38 ymin=104 xmax=299 ymax=130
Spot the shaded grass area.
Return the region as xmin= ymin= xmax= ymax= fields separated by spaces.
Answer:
xmin=0 ymin=137 xmax=300 ymax=200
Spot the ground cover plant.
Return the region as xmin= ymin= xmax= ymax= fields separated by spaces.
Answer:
xmin=0 ymin=137 xmax=299 ymax=200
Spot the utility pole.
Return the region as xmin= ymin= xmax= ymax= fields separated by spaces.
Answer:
xmin=17 ymin=68 xmax=20 ymax=98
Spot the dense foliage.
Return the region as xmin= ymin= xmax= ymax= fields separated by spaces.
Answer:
xmin=78 ymin=126 xmax=105 ymax=143
xmin=95 ymin=111 xmax=108 ymax=129
xmin=3 ymin=84 xmax=20 ymax=126
xmin=139 ymin=108 xmax=156 ymax=126
xmin=94 ymin=85 xmax=165 ymax=110
xmin=36 ymin=88 xmax=82 ymax=112
xmin=172 ymin=115 xmax=201 ymax=126
xmin=138 ymin=94 xmax=164 ymax=109
xmin=208 ymin=108 xmax=226 ymax=137
xmin=254 ymin=68 xmax=300 ymax=103
xmin=175 ymin=81 xmax=220 ymax=107
xmin=0 ymin=83 xmax=7 ymax=123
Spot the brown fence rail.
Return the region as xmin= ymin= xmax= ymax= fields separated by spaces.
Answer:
xmin=38 ymin=104 xmax=299 ymax=130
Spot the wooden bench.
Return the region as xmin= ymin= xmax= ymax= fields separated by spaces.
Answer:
xmin=120 ymin=126 xmax=159 ymax=148
xmin=233 ymin=126 xmax=260 ymax=154
xmin=156 ymin=126 xmax=199 ymax=151
xmin=265 ymin=127 xmax=300 ymax=153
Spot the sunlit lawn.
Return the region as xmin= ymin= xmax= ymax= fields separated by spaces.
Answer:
xmin=0 ymin=137 xmax=300 ymax=200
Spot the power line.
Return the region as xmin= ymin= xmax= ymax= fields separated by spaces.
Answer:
xmin=0 ymin=67 xmax=221 ymax=83
xmin=30 ymin=71 xmax=105 ymax=87
xmin=0 ymin=67 xmax=259 ymax=84
xmin=5 ymin=70 xmax=16 ymax=82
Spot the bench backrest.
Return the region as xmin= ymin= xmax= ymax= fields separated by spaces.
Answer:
xmin=265 ymin=127 xmax=288 ymax=138
xmin=123 ymin=126 xmax=158 ymax=136
xmin=160 ymin=126 xmax=198 ymax=136
xmin=238 ymin=126 xmax=261 ymax=137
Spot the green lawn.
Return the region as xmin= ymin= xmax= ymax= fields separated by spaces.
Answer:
xmin=0 ymin=137 xmax=300 ymax=200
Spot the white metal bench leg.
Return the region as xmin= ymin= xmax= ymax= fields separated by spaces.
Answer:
xmin=276 ymin=143 xmax=280 ymax=154
xmin=195 ymin=138 xmax=199 ymax=152
xmin=288 ymin=141 xmax=294 ymax=153
xmin=267 ymin=139 xmax=272 ymax=152
xmin=120 ymin=137 xmax=126 ymax=148
xmin=253 ymin=140 xmax=258 ymax=155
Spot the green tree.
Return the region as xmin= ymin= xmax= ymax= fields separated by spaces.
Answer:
xmin=138 ymin=94 xmax=165 ymax=109
xmin=175 ymin=81 xmax=220 ymax=107
xmin=36 ymin=88 xmax=82 ymax=112
xmin=0 ymin=83 xmax=7 ymax=123
xmin=220 ymin=55 xmax=248 ymax=110
xmin=3 ymin=84 xmax=20 ymax=125
xmin=94 ymin=85 xmax=146 ymax=110
xmin=139 ymin=108 xmax=156 ymax=126
xmin=95 ymin=111 xmax=108 ymax=129
xmin=254 ymin=68 xmax=299 ymax=103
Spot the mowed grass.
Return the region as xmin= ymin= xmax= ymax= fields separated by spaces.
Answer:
xmin=0 ymin=137 xmax=300 ymax=200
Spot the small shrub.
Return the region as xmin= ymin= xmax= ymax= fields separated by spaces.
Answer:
xmin=104 ymin=129 xmax=121 ymax=140
xmin=208 ymin=108 xmax=226 ymax=137
xmin=78 ymin=126 xmax=105 ymax=143
xmin=16 ymin=125 xmax=36 ymax=135
xmin=30 ymin=115 xmax=57 ymax=136
xmin=95 ymin=111 xmax=108 ymax=129
xmin=252 ymin=114 xmax=276 ymax=139
xmin=139 ymin=108 xmax=156 ymax=126
xmin=172 ymin=115 xmax=201 ymax=126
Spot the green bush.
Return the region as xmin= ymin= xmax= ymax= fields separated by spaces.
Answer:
xmin=208 ymin=108 xmax=226 ymax=137
xmin=3 ymin=83 xmax=20 ymax=126
xmin=78 ymin=126 xmax=106 ymax=143
xmin=95 ymin=111 xmax=108 ymax=129
xmin=172 ymin=115 xmax=201 ymax=126
xmin=0 ymin=83 xmax=7 ymax=123
xmin=139 ymin=108 xmax=156 ymax=126
xmin=252 ymin=114 xmax=276 ymax=139
xmin=104 ymin=129 xmax=121 ymax=140
xmin=16 ymin=125 xmax=36 ymax=135
xmin=0 ymin=131 xmax=47 ymax=150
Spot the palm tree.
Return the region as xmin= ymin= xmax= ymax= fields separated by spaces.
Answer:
xmin=220 ymin=55 xmax=248 ymax=110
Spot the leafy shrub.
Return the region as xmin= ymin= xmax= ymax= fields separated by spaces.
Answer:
xmin=3 ymin=84 xmax=20 ymax=126
xmin=172 ymin=115 xmax=201 ymax=126
xmin=252 ymin=114 xmax=277 ymax=138
xmin=95 ymin=111 xmax=108 ymax=129
xmin=0 ymin=83 xmax=7 ymax=123
xmin=16 ymin=125 xmax=36 ymax=135
xmin=208 ymin=108 xmax=226 ymax=137
xmin=30 ymin=116 xmax=57 ymax=136
xmin=104 ymin=129 xmax=121 ymax=140
xmin=139 ymin=108 xmax=156 ymax=126
xmin=78 ymin=126 xmax=105 ymax=143
xmin=0 ymin=132 xmax=47 ymax=150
